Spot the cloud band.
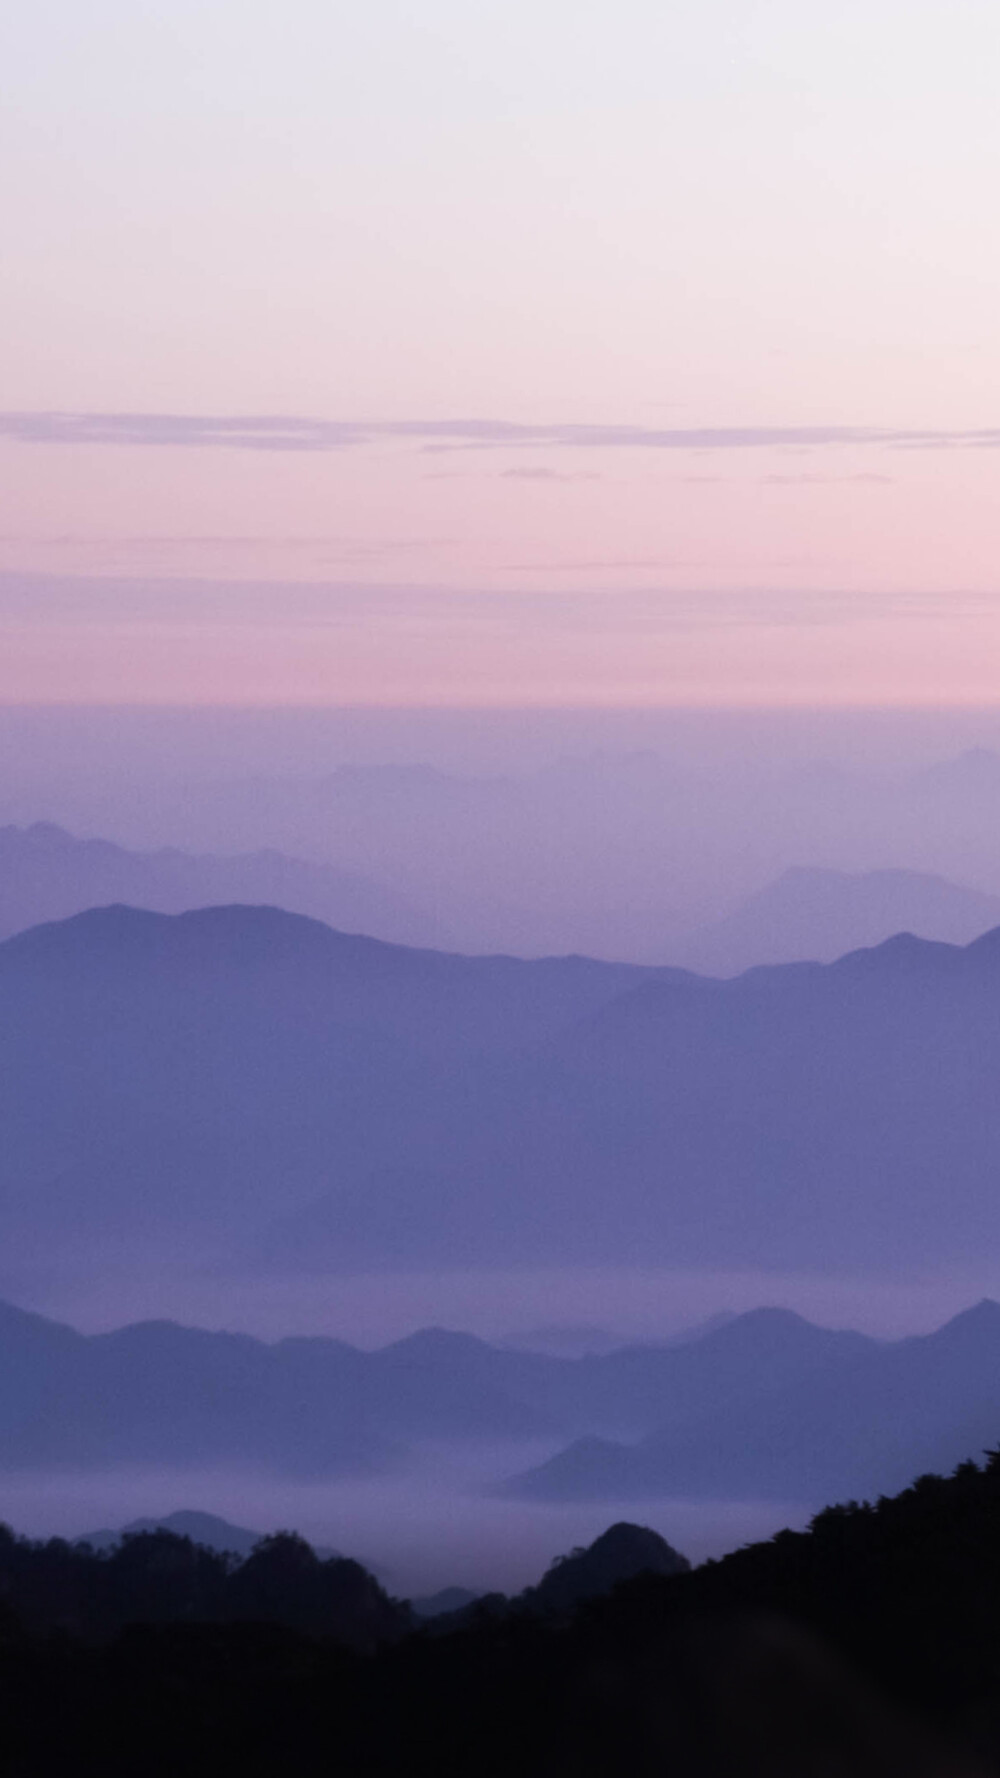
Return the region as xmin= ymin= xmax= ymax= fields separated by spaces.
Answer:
xmin=3 ymin=413 xmax=1000 ymax=454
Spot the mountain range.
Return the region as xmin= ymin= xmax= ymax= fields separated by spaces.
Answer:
xmin=5 ymin=817 xmax=1000 ymax=974
xmin=14 ymin=745 xmax=1000 ymax=961
xmin=0 ymin=821 xmax=440 ymax=949
xmin=509 ymin=1299 xmax=1000 ymax=1502
xmin=675 ymin=865 xmax=1000 ymax=975
xmin=4 ymin=1296 xmax=1000 ymax=1505
xmin=4 ymin=902 xmax=1000 ymax=1274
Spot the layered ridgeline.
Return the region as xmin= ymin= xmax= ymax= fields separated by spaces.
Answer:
xmin=675 ymin=864 xmax=1000 ymax=975
xmin=4 ymin=905 xmax=1000 ymax=1272
xmin=3 ymin=1297 xmax=1000 ymax=1503
xmin=0 ymin=822 xmax=440 ymax=949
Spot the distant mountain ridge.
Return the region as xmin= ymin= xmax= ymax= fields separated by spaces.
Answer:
xmin=0 ymin=820 xmax=441 ymax=949
xmin=510 ymin=1300 xmax=1000 ymax=1503
xmin=5 ymin=902 xmax=1000 ymax=1273
xmin=677 ymin=865 xmax=1000 ymax=975
xmin=78 ymin=1510 xmax=297 ymax=1559
xmin=3 ymin=1296 xmax=1000 ymax=1506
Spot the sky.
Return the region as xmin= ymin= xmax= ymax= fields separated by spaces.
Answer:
xmin=2 ymin=0 xmax=999 ymax=705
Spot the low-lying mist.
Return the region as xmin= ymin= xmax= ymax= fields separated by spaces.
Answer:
xmin=0 ymin=1447 xmax=811 ymax=1598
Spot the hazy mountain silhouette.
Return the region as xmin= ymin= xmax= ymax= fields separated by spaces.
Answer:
xmin=677 ymin=865 xmax=1000 ymax=975
xmin=5 ymin=1297 xmax=1000 ymax=1506
xmin=501 ymin=1325 xmax=630 ymax=1358
xmin=0 ymin=821 xmax=440 ymax=948
xmin=502 ymin=1314 xmax=737 ymax=1357
xmin=0 ymin=903 xmax=668 ymax=1268
xmin=77 ymin=1510 xmax=289 ymax=1559
xmin=906 ymin=745 xmax=1000 ymax=798
xmin=19 ymin=734 xmax=1000 ymax=962
xmin=510 ymin=1300 xmax=1000 ymax=1502
xmin=6 ymin=904 xmax=1000 ymax=1273
xmin=0 ymin=1299 xmax=558 ymax=1473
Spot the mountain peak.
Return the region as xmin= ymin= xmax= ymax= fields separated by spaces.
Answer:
xmin=381 ymin=1327 xmax=494 ymax=1361
xmin=835 ymin=929 xmax=961 ymax=972
xmin=531 ymin=1521 xmax=690 ymax=1610
xmin=1 ymin=901 xmax=390 ymax=967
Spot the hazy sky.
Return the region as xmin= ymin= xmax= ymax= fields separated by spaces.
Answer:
xmin=3 ymin=1 xmax=999 ymax=704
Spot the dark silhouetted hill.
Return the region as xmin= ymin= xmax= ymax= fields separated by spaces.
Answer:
xmin=0 ymin=1522 xmax=407 ymax=1650
xmin=527 ymin=1521 xmax=689 ymax=1613
xmin=5 ymin=1458 xmax=1000 ymax=1774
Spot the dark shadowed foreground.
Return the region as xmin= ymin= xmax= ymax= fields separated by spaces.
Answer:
xmin=4 ymin=1455 xmax=1000 ymax=1774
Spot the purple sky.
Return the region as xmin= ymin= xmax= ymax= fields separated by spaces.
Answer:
xmin=2 ymin=1 xmax=999 ymax=705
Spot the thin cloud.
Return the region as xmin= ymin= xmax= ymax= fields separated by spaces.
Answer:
xmin=502 ymin=558 xmax=688 ymax=572
xmin=2 ymin=412 xmax=1000 ymax=454
xmin=1 ymin=572 xmax=996 ymax=637
xmin=761 ymin=473 xmax=895 ymax=485
xmin=500 ymin=467 xmax=601 ymax=482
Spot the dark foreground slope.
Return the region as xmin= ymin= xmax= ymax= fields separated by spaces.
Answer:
xmin=5 ymin=1457 xmax=1000 ymax=1775
xmin=0 ymin=1524 xmax=407 ymax=1650
xmin=5 ymin=904 xmax=1000 ymax=1273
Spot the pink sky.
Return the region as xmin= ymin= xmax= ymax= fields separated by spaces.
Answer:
xmin=2 ymin=1 xmax=999 ymax=704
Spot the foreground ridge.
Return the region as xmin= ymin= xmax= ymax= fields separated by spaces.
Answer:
xmin=2 ymin=1453 xmax=1000 ymax=1772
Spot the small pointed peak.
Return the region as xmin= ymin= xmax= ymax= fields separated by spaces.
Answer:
xmin=835 ymin=930 xmax=959 ymax=970
xmin=382 ymin=1326 xmax=492 ymax=1358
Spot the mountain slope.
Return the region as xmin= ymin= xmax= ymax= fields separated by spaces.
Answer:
xmin=0 ymin=903 xmax=667 ymax=1262
xmin=4 ymin=905 xmax=1000 ymax=1272
xmin=510 ymin=1300 xmax=1000 ymax=1502
xmin=0 ymin=1298 xmax=551 ymax=1473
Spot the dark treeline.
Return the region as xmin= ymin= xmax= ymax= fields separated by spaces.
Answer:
xmin=6 ymin=1455 xmax=1000 ymax=1774
xmin=0 ymin=1525 xmax=407 ymax=1651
